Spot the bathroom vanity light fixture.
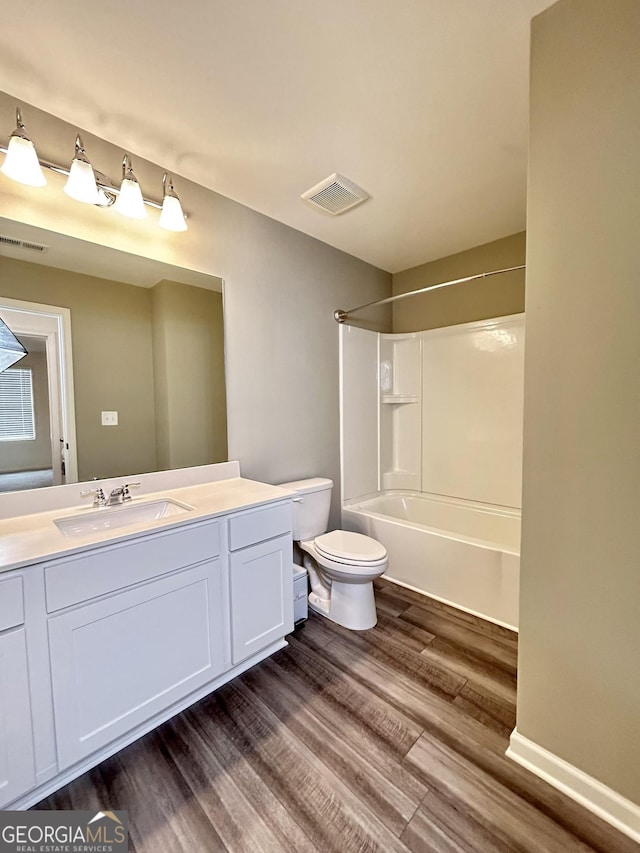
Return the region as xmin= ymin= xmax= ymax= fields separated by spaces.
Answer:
xmin=0 ymin=106 xmax=188 ymax=230
xmin=0 ymin=108 xmax=47 ymax=187
xmin=159 ymin=172 xmax=187 ymax=231
xmin=63 ymin=134 xmax=101 ymax=205
xmin=113 ymin=154 xmax=147 ymax=219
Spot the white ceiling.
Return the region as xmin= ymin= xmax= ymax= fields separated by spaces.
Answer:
xmin=0 ymin=1 xmax=554 ymax=273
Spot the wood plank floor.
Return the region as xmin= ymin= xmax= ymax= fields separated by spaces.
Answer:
xmin=34 ymin=578 xmax=638 ymax=852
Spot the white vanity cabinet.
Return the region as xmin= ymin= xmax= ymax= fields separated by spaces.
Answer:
xmin=44 ymin=519 xmax=227 ymax=770
xmin=0 ymin=483 xmax=295 ymax=810
xmin=0 ymin=575 xmax=36 ymax=808
xmin=228 ymin=502 xmax=294 ymax=664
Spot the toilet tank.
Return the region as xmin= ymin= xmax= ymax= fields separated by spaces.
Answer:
xmin=279 ymin=477 xmax=333 ymax=541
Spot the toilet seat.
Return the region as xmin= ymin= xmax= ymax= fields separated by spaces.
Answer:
xmin=314 ymin=530 xmax=387 ymax=567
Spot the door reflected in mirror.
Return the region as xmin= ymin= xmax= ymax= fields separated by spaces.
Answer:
xmin=0 ymin=218 xmax=227 ymax=493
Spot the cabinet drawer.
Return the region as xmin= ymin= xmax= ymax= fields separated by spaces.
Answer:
xmin=228 ymin=501 xmax=291 ymax=551
xmin=0 ymin=576 xmax=24 ymax=632
xmin=45 ymin=519 xmax=220 ymax=612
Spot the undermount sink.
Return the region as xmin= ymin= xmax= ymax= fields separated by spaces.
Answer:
xmin=54 ymin=499 xmax=194 ymax=538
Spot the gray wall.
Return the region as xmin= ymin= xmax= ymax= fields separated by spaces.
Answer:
xmin=0 ymin=92 xmax=391 ymax=524
xmin=152 ymin=280 xmax=227 ymax=470
xmin=518 ymin=0 xmax=640 ymax=803
xmin=392 ymin=232 xmax=525 ymax=332
xmin=220 ymin=204 xmax=391 ymax=522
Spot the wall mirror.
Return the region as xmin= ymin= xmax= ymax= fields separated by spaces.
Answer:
xmin=0 ymin=216 xmax=227 ymax=493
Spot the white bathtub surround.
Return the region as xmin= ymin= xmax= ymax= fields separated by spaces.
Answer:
xmin=339 ymin=325 xmax=379 ymax=503
xmin=343 ymin=490 xmax=519 ymax=629
xmin=421 ymin=315 xmax=525 ymax=508
xmin=340 ymin=315 xmax=525 ymax=506
xmin=339 ymin=314 xmax=524 ymax=626
xmin=379 ymin=333 xmax=422 ymax=492
xmin=507 ymin=730 xmax=640 ymax=844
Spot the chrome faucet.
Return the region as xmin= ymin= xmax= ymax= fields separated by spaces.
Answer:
xmin=80 ymin=487 xmax=107 ymax=508
xmin=107 ymin=482 xmax=141 ymax=505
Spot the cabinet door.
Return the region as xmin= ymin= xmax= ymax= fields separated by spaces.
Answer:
xmin=49 ymin=559 xmax=227 ymax=770
xmin=230 ymin=535 xmax=293 ymax=664
xmin=0 ymin=628 xmax=36 ymax=807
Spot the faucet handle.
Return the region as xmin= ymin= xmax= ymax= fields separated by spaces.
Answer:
xmin=122 ymin=482 xmax=141 ymax=501
xmin=80 ymin=487 xmax=107 ymax=507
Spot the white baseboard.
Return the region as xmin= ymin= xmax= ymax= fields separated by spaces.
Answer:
xmin=507 ymin=728 xmax=640 ymax=844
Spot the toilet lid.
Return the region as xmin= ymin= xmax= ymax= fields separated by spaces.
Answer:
xmin=315 ymin=530 xmax=387 ymax=563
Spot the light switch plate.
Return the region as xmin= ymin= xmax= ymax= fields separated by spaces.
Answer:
xmin=101 ymin=411 xmax=118 ymax=426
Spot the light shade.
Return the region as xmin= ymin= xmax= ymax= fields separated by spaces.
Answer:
xmin=159 ymin=193 xmax=187 ymax=231
xmin=63 ymin=135 xmax=100 ymax=204
xmin=159 ymin=172 xmax=187 ymax=231
xmin=113 ymin=154 xmax=147 ymax=219
xmin=114 ymin=178 xmax=146 ymax=218
xmin=1 ymin=134 xmax=46 ymax=187
xmin=64 ymin=158 xmax=100 ymax=204
xmin=0 ymin=317 xmax=27 ymax=373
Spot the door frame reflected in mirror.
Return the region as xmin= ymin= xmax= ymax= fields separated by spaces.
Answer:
xmin=0 ymin=298 xmax=77 ymax=488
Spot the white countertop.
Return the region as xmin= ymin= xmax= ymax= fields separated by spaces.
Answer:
xmin=0 ymin=477 xmax=293 ymax=573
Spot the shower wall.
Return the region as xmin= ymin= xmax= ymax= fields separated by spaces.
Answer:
xmin=421 ymin=314 xmax=525 ymax=508
xmin=339 ymin=324 xmax=378 ymax=502
xmin=340 ymin=313 xmax=525 ymax=510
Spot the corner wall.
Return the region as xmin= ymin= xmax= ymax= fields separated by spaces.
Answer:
xmin=518 ymin=0 xmax=640 ymax=808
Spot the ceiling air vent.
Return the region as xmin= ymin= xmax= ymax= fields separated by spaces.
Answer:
xmin=0 ymin=234 xmax=49 ymax=253
xmin=301 ymin=173 xmax=369 ymax=215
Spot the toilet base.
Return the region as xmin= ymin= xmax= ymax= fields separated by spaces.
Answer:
xmin=308 ymin=579 xmax=377 ymax=630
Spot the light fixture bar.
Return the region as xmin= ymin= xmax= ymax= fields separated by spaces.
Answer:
xmin=0 ymin=144 xmax=174 ymax=213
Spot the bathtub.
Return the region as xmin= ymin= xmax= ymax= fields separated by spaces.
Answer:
xmin=342 ymin=491 xmax=520 ymax=629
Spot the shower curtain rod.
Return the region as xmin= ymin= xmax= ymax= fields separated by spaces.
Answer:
xmin=333 ymin=264 xmax=525 ymax=323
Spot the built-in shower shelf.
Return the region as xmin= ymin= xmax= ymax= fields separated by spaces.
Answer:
xmin=381 ymin=394 xmax=420 ymax=404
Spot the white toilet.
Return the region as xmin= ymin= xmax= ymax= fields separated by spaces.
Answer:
xmin=280 ymin=477 xmax=388 ymax=630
